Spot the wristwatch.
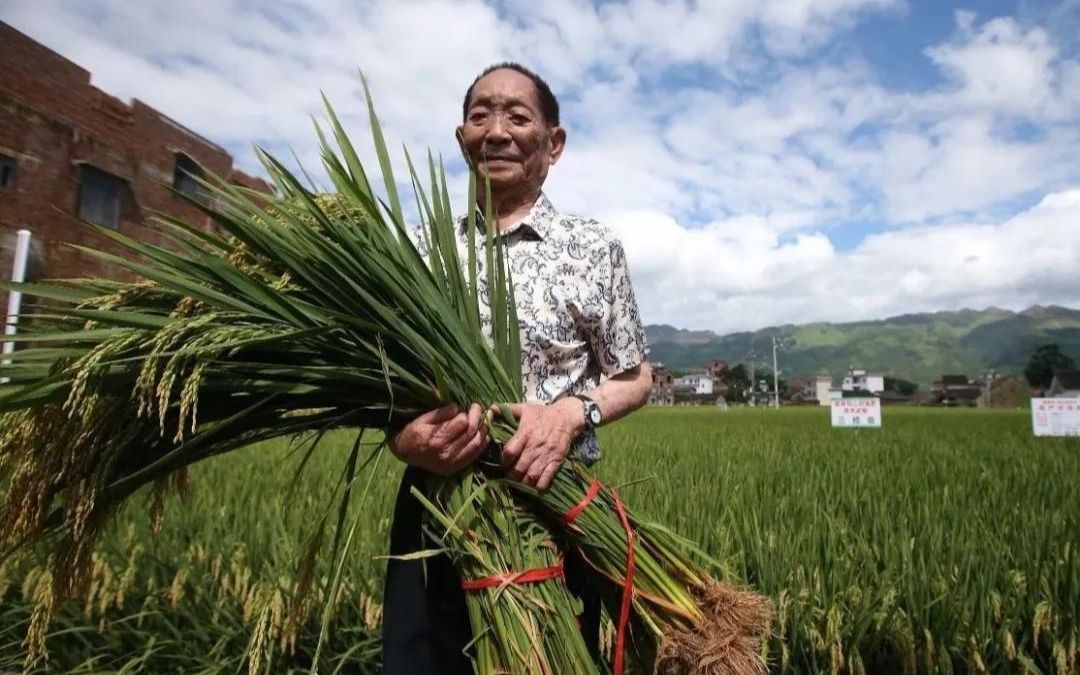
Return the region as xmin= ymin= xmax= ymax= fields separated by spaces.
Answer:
xmin=573 ymin=394 xmax=602 ymax=431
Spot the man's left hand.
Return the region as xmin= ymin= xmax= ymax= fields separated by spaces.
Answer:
xmin=495 ymin=399 xmax=585 ymax=491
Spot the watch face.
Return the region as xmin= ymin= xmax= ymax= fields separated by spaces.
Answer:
xmin=588 ymin=408 xmax=602 ymax=425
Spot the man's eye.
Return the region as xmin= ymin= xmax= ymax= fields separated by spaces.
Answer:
xmin=469 ymin=111 xmax=489 ymax=122
xmin=511 ymin=115 xmax=530 ymax=125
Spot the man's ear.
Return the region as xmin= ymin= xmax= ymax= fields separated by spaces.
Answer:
xmin=548 ymin=126 xmax=567 ymax=165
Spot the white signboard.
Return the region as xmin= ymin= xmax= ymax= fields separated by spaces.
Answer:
xmin=1031 ymin=398 xmax=1080 ymax=437
xmin=831 ymin=397 xmax=882 ymax=428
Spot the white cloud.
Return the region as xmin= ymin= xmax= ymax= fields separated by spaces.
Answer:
xmin=2 ymin=0 xmax=1079 ymax=333
xmin=609 ymin=189 xmax=1080 ymax=332
xmin=875 ymin=116 xmax=1077 ymax=223
xmin=757 ymin=0 xmax=904 ymax=55
xmin=925 ymin=12 xmax=1058 ymax=117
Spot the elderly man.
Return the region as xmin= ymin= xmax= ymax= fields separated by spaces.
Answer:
xmin=382 ymin=62 xmax=652 ymax=674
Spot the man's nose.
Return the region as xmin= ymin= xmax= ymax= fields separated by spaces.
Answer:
xmin=485 ymin=113 xmax=511 ymax=142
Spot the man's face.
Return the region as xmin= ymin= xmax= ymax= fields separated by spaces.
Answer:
xmin=458 ymin=69 xmax=565 ymax=194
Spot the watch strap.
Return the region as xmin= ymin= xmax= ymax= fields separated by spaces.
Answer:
xmin=572 ymin=394 xmax=602 ymax=430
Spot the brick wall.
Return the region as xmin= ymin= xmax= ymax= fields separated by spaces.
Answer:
xmin=649 ymin=366 xmax=675 ymax=405
xmin=0 ymin=21 xmax=271 ymax=290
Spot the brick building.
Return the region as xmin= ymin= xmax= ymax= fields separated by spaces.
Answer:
xmin=649 ymin=362 xmax=675 ymax=405
xmin=0 ymin=21 xmax=270 ymax=288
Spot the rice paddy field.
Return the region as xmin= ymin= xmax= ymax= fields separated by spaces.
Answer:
xmin=1 ymin=406 xmax=1078 ymax=674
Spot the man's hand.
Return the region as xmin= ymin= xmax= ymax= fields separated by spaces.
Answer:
xmin=389 ymin=404 xmax=489 ymax=476
xmin=496 ymin=398 xmax=585 ymax=491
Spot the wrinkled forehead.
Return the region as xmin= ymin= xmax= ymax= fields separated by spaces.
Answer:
xmin=467 ymin=69 xmax=543 ymax=112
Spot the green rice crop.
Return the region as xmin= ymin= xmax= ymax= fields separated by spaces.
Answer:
xmin=596 ymin=407 xmax=1079 ymax=675
xmin=2 ymin=407 xmax=1077 ymax=674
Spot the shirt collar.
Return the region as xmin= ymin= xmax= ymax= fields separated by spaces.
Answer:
xmin=461 ymin=192 xmax=558 ymax=241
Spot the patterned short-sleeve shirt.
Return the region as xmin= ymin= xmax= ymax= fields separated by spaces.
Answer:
xmin=412 ymin=192 xmax=650 ymax=463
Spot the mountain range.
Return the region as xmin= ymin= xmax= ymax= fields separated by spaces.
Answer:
xmin=644 ymin=305 xmax=1080 ymax=386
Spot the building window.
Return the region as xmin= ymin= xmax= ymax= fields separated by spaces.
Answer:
xmin=77 ymin=166 xmax=126 ymax=229
xmin=0 ymin=154 xmax=15 ymax=188
xmin=173 ymin=153 xmax=204 ymax=200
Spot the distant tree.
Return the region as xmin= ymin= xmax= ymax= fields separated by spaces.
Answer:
xmin=1024 ymin=343 xmax=1076 ymax=389
xmin=760 ymin=373 xmax=788 ymax=396
xmin=884 ymin=376 xmax=919 ymax=396
xmin=722 ymin=364 xmax=751 ymax=403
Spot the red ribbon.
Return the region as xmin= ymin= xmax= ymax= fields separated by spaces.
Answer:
xmin=563 ymin=479 xmax=602 ymax=525
xmin=563 ymin=480 xmax=637 ymax=675
xmin=461 ymin=561 xmax=565 ymax=591
xmin=611 ymin=488 xmax=636 ymax=675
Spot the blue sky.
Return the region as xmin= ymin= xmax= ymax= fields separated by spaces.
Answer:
xmin=2 ymin=0 xmax=1079 ymax=332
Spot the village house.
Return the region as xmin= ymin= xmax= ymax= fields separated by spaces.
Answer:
xmin=648 ymin=359 xmax=730 ymax=406
xmin=676 ymin=372 xmax=713 ymax=395
xmin=784 ymin=375 xmax=815 ymax=402
xmin=813 ymin=367 xmax=885 ymax=406
xmin=0 ymin=22 xmax=270 ymax=286
xmin=679 ymin=358 xmax=726 ymax=394
xmin=704 ymin=360 xmax=727 ymax=391
xmin=1048 ymin=370 xmax=1080 ymax=398
xmin=843 ymin=368 xmax=885 ymax=394
xmin=648 ymin=362 xmax=675 ymax=406
xmin=813 ymin=375 xmax=835 ymax=405
xmin=931 ymin=374 xmax=982 ymax=406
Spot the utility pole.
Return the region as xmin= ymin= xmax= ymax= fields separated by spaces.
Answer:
xmin=983 ymin=369 xmax=996 ymax=408
xmin=2 ymin=229 xmax=31 ymax=385
xmin=768 ymin=335 xmax=797 ymax=410
xmin=771 ymin=336 xmax=780 ymax=409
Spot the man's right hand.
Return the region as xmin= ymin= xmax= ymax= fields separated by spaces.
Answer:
xmin=389 ymin=403 xmax=489 ymax=475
